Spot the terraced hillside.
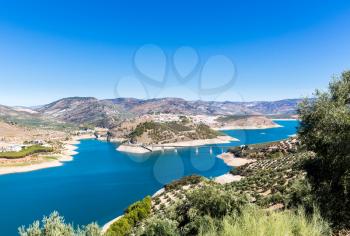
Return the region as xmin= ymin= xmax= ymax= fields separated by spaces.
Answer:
xmin=105 ymin=139 xmax=324 ymax=236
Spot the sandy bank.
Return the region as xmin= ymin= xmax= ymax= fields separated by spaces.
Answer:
xmin=109 ymin=138 xmax=127 ymax=143
xmin=0 ymin=134 xmax=92 ymax=175
xmin=213 ymin=123 xmax=281 ymax=130
xmin=217 ymin=152 xmax=256 ymax=167
xmin=214 ymin=152 xmax=256 ymax=184
xmin=272 ymin=118 xmax=299 ymax=121
xmin=116 ymin=145 xmax=151 ymax=154
xmin=214 ymin=173 xmax=242 ymax=184
xmin=152 ymin=188 xmax=165 ymax=197
xmin=116 ymin=135 xmax=238 ymax=154
xmin=102 ymin=215 xmax=123 ymax=233
xmin=0 ymin=159 xmax=64 ymax=175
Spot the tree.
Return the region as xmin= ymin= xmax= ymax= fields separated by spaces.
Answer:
xmin=18 ymin=211 xmax=102 ymax=236
xmin=136 ymin=217 xmax=178 ymax=236
xmin=298 ymin=71 xmax=350 ymax=228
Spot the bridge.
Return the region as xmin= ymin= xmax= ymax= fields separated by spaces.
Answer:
xmin=123 ymin=143 xmax=245 ymax=154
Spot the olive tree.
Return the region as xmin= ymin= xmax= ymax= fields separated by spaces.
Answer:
xmin=18 ymin=211 xmax=102 ymax=236
xmin=298 ymin=71 xmax=350 ymax=228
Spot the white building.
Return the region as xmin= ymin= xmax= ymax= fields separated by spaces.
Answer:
xmin=0 ymin=144 xmax=23 ymax=152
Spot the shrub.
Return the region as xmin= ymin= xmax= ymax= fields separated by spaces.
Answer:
xmin=285 ymin=179 xmax=316 ymax=214
xmin=229 ymin=168 xmax=241 ymax=175
xmin=201 ymin=205 xmax=331 ymax=236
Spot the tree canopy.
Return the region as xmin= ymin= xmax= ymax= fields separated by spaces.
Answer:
xmin=298 ymin=71 xmax=350 ymax=229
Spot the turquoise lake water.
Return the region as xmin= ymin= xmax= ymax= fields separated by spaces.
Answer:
xmin=0 ymin=120 xmax=298 ymax=235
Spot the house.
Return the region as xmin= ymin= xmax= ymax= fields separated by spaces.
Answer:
xmin=0 ymin=144 xmax=23 ymax=152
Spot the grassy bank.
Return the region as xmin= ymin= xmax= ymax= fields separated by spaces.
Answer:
xmin=0 ymin=145 xmax=53 ymax=159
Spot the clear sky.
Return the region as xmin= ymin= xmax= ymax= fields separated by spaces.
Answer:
xmin=1 ymin=0 xmax=350 ymax=106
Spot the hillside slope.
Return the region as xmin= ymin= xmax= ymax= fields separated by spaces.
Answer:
xmin=0 ymin=104 xmax=73 ymax=130
xmin=37 ymin=97 xmax=129 ymax=128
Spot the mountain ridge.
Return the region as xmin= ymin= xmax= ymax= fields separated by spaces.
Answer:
xmin=1 ymin=97 xmax=303 ymax=128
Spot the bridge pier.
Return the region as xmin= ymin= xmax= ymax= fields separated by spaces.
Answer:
xmin=209 ymin=147 xmax=213 ymax=155
xmin=195 ymin=147 xmax=199 ymax=155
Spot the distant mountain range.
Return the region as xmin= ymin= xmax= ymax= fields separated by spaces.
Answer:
xmin=0 ymin=97 xmax=303 ymax=128
xmin=107 ymin=97 xmax=302 ymax=116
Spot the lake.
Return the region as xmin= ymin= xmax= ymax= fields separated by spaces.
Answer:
xmin=0 ymin=120 xmax=299 ymax=235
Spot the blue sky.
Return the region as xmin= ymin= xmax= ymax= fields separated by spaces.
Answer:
xmin=1 ymin=0 xmax=350 ymax=106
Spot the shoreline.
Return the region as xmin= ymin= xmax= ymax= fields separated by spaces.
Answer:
xmin=212 ymin=123 xmax=282 ymax=131
xmin=102 ymin=151 xmax=254 ymax=232
xmin=216 ymin=152 xmax=256 ymax=167
xmin=0 ymin=134 xmax=94 ymax=175
xmin=102 ymin=186 xmax=166 ymax=233
xmin=214 ymin=152 xmax=255 ymax=184
xmin=101 ymin=215 xmax=123 ymax=234
xmin=116 ymin=135 xmax=238 ymax=154
xmin=272 ymin=118 xmax=299 ymax=121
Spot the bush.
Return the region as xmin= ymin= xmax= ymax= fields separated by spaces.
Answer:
xmin=201 ymin=205 xmax=331 ymax=236
xmin=229 ymin=168 xmax=241 ymax=175
xmin=285 ymin=179 xmax=316 ymax=214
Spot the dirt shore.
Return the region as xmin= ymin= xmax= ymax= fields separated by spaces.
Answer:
xmin=213 ymin=123 xmax=281 ymax=130
xmin=216 ymin=152 xmax=256 ymax=167
xmin=0 ymin=134 xmax=94 ymax=175
xmin=214 ymin=152 xmax=256 ymax=184
xmin=214 ymin=174 xmax=242 ymax=184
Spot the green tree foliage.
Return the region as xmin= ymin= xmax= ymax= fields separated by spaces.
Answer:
xmin=164 ymin=175 xmax=204 ymax=191
xmin=136 ymin=217 xmax=178 ymax=236
xmin=0 ymin=145 xmax=53 ymax=159
xmin=298 ymin=71 xmax=350 ymax=228
xmin=284 ymin=179 xmax=315 ymax=214
xmin=18 ymin=211 xmax=101 ymax=236
xmin=106 ymin=218 xmax=131 ymax=236
xmin=107 ymin=196 xmax=152 ymax=236
xmin=137 ymin=183 xmax=330 ymax=236
xmin=174 ymin=185 xmax=247 ymax=235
